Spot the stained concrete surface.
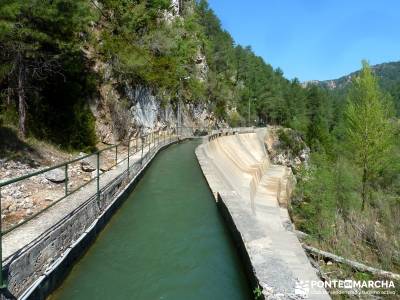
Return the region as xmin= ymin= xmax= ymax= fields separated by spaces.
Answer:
xmin=196 ymin=129 xmax=331 ymax=299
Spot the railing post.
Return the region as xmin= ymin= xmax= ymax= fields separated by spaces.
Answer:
xmin=127 ymin=140 xmax=130 ymax=176
xmin=115 ymin=145 xmax=118 ymax=167
xmin=0 ymin=186 xmax=5 ymax=289
xmin=148 ymin=134 xmax=151 ymax=153
xmin=141 ymin=137 xmax=144 ymax=164
xmin=97 ymin=152 xmax=100 ymax=201
xmin=277 ymin=180 xmax=281 ymax=204
xmin=64 ymin=164 xmax=68 ymax=197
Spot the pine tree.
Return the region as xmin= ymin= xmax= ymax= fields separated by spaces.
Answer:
xmin=344 ymin=61 xmax=395 ymax=210
xmin=0 ymin=0 xmax=91 ymax=137
xmin=305 ymin=85 xmax=330 ymax=150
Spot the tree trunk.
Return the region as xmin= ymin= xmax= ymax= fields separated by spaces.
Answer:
xmin=18 ymin=62 xmax=27 ymax=139
xmin=303 ymin=244 xmax=400 ymax=281
xmin=361 ymin=165 xmax=367 ymax=211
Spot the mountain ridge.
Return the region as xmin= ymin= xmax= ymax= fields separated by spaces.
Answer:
xmin=304 ymin=61 xmax=400 ymax=114
xmin=304 ymin=60 xmax=400 ymax=90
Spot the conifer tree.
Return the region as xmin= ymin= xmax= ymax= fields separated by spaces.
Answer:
xmin=0 ymin=0 xmax=91 ymax=137
xmin=344 ymin=61 xmax=395 ymax=210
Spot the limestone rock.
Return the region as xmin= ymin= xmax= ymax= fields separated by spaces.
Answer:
xmin=45 ymin=168 xmax=65 ymax=183
xmin=1 ymin=199 xmax=11 ymax=211
xmin=80 ymin=154 xmax=97 ymax=172
xmin=22 ymin=199 xmax=34 ymax=209
xmin=91 ymin=170 xmax=98 ymax=179
xmin=265 ymin=126 xmax=310 ymax=171
xmin=11 ymin=189 xmax=23 ymax=199
xmin=8 ymin=203 xmax=17 ymax=212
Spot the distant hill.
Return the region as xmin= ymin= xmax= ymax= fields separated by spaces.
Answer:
xmin=319 ymin=61 xmax=400 ymax=89
xmin=305 ymin=61 xmax=400 ymax=114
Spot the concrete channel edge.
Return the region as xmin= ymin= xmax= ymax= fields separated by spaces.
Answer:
xmin=6 ymin=138 xmax=184 ymax=300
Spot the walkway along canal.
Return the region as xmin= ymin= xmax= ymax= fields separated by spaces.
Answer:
xmin=49 ymin=140 xmax=251 ymax=300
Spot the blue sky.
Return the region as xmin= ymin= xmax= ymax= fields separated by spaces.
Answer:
xmin=207 ymin=0 xmax=400 ymax=81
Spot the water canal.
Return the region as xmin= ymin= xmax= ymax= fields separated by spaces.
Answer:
xmin=49 ymin=140 xmax=251 ymax=300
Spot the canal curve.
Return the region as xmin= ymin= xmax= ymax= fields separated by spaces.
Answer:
xmin=49 ymin=140 xmax=251 ymax=300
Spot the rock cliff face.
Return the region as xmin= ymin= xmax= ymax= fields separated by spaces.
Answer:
xmin=88 ymin=0 xmax=216 ymax=145
xmin=87 ymin=4 xmax=216 ymax=144
xmin=92 ymin=81 xmax=218 ymax=144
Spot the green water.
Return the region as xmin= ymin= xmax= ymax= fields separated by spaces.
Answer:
xmin=50 ymin=140 xmax=251 ymax=300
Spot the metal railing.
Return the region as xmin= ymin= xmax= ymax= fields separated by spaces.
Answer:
xmin=0 ymin=126 xmax=197 ymax=288
xmin=208 ymin=127 xmax=255 ymax=141
xmin=0 ymin=125 xmax=247 ymax=289
xmin=0 ymin=130 xmax=170 ymax=233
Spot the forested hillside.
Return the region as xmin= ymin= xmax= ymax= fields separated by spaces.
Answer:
xmin=315 ymin=61 xmax=400 ymax=115
xmin=292 ymin=62 xmax=400 ymax=286
xmin=0 ymin=0 xmax=314 ymax=152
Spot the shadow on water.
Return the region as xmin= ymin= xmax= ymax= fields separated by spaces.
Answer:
xmin=49 ymin=140 xmax=252 ymax=300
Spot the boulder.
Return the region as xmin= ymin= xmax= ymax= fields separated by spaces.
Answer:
xmin=78 ymin=153 xmax=97 ymax=172
xmin=45 ymin=168 xmax=65 ymax=183
xmin=81 ymin=159 xmax=97 ymax=172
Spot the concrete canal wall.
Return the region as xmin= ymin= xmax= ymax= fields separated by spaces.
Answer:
xmin=195 ymin=129 xmax=331 ymax=299
xmin=1 ymin=138 xmax=182 ymax=300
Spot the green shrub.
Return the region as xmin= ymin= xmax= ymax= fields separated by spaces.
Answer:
xmin=277 ymin=128 xmax=304 ymax=157
xmin=228 ymin=110 xmax=243 ymax=127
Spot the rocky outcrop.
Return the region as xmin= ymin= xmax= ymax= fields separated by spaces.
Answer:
xmin=195 ymin=50 xmax=208 ymax=82
xmin=265 ymin=126 xmax=310 ymax=172
xmin=164 ymin=0 xmax=181 ymax=21
xmin=92 ymin=81 xmax=220 ymax=144
xmin=86 ymin=0 xmax=214 ymax=145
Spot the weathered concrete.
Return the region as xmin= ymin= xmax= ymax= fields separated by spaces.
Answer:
xmin=1 ymin=136 xmax=181 ymax=299
xmin=196 ymin=129 xmax=331 ymax=299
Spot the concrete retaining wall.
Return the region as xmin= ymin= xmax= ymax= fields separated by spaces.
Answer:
xmin=195 ymin=129 xmax=330 ymax=299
